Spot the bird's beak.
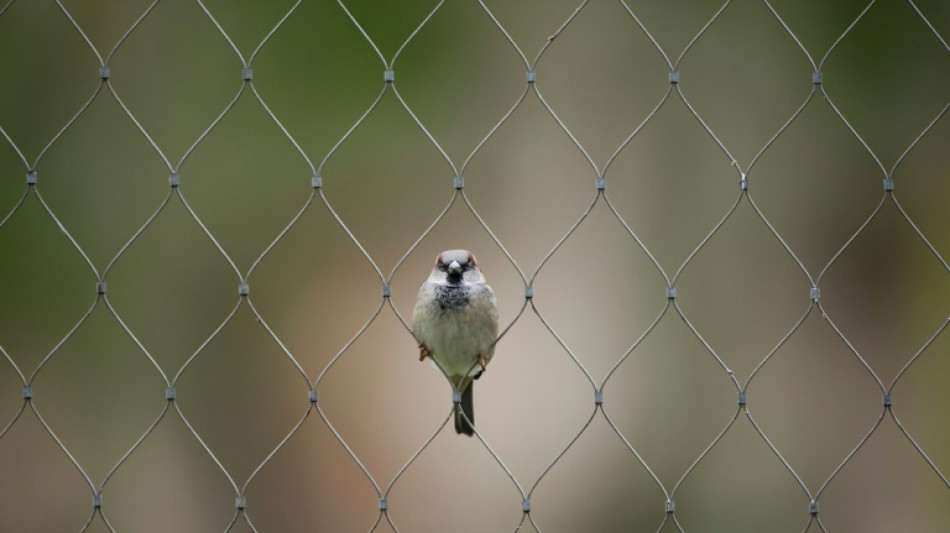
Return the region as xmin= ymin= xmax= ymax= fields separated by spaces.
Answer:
xmin=447 ymin=260 xmax=462 ymax=276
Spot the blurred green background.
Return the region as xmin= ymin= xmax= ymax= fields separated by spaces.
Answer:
xmin=1 ymin=0 xmax=949 ymax=532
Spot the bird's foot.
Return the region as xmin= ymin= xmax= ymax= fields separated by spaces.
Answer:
xmin=477 ymin=354 xmax=487 ymax=370
xmin=419 ymin=344 xmax=430 ymax=362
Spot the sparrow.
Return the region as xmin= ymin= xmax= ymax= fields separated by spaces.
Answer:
xmin=412 ymin=250 xmax=499 ymax=436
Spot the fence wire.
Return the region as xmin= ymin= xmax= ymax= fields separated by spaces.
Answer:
xmin=1 ymin=0 xmax=949 ymax=532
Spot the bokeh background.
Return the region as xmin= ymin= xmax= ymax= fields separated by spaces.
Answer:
xmin=1 ymin=0 xmax=949 ymax=532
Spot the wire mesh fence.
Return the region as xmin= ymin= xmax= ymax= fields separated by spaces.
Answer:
xmin=1 ymin=0 xmax=949 ymax=531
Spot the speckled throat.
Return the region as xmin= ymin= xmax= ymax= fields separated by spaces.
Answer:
xmin=435 ymin=284 xmax=470 ymax=309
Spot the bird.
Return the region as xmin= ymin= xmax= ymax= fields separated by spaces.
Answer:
xmin=412 ymin=250 xmax=499 ymax=436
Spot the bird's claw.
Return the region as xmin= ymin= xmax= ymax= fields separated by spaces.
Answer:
xmin=477 ymin=354 xmax=487 ymax=370
xmin=419 ymin=344 xmax=430 ymax=362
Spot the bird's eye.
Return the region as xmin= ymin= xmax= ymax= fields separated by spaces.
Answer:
xmin=463 ymin=261 xmax=472 ymax=270
xmin=437 ymin=261 xmax=447 ymax=271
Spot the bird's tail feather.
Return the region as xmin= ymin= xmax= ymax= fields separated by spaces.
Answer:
xmin=455 ymin=384 xmax=475 ymax=436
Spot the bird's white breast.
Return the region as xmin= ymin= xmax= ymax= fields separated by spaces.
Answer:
xmin=413 ymin=281 xmax=498 ymax=380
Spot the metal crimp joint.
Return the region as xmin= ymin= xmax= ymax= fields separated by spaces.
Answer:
xmin=309 ymin=389 xmax=319 ymax=403
xmin=524 ymin=286 xmax=534 ymax=299
xmin=810 ymin=287 xmax=821 ymax=301
xmin=809 ymin=500 xmax=819 ymax=515
xmin=379 ymin=498 xmax=389 ymax=511
xmin=522 ymin=499 xmax=531 ymax=512
xmin=666 ymin=286 xmax=677 ymax=299
xmin=27 ymin=171 xmax=37 ymax=185
xmin=100 ymin=66 xmax=110 ymax=80
xmin=384 ymin=69 xmax=394 ymax=83
xmin=883 ymin=178 xmax=894 ymax=192
xmin=236 ymin=496 xmax=246 ymax=510
xmin=93 ymin=493 xmax=103 ymax=508
xmin=312 ymin=176 xmax=322 ymax=189
xmin=170 ymin=173 xmax=180 ymax=188
xmin=812 ymin=71 xmax=823 ymax=85
xmin=669 ymin=71 xmax=679 ymax=84
xmin=452 ymin=390 xmax=462 ymax=405
xmin=526 ymin=70 xmax=536 ymax=84
xmin=665 ymin=500 xmax=675 ymax=513
xmin=737 ymin=391 xmax=747 ymax=406
xmin=242 ymin=67 xmax=253 ymax=81
xmin=454 ymin=176 xmax=464 ymax=190
xmin=381 ymin=284 xmax=391 ymax=298
xmin=239 ymin=283 xmax=249 ymax=296
xmin=96 ymin=281 xmax=107 ymax=295
xmin=22 ymin=386 xmax=32 ymax=400
xmin=166 ymin=387 xmax=176 ymax=401
xmin=883 ymin=393 xmax=892 ymax=407
xmin=594 ymin=391 xmax=604 ymax=405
